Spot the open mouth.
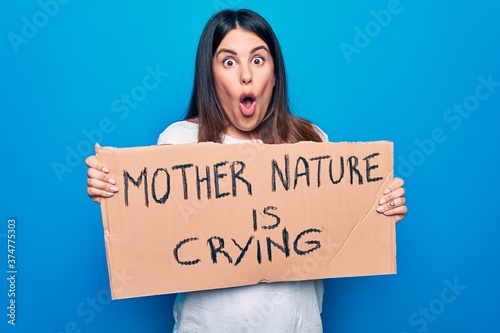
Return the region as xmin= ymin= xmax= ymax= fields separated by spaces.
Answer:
xmin=239 ymin=93 xmax=256 ymax=116
xmin=242 ymin=96 xmax=254 ymax=108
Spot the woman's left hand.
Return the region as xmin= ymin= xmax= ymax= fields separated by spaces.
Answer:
xmin=377 ymin=177 xmax=407 ymax=223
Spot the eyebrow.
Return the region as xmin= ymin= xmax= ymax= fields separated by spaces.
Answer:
xmin=216 ymin=45 xmax=270 ymax=58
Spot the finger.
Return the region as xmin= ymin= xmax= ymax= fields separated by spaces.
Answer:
xmin=382 ymin=205 xmax=408 ymax=223
xmin=379 ymin=187 xmax=405 ymax=206
xmin=383 ymin=177 xmax=404 ymax=195
xmin=377 ymin=197 xmax=406 ymax=213
xmin=87 ymin=186 xmax=115 ymax=204
xmin=87 ymin=185 xmax=116 ymax=198
xmin=85 ymin=155 xmax=110 ymax=174
xmin=87 ymin=177 xmax=118 ymax=195
xmin=87 ymin=167 xmax=117 ymax=186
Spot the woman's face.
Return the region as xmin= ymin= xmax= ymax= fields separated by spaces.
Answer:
xmin=212 ymin=28 xmax=275 ymax=140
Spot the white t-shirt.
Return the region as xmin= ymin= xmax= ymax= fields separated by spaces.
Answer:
xmin=158 ymin=120 xmax=327 ymax=333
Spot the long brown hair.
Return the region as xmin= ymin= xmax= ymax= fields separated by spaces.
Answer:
xmin=185 ymin=9 xmax=323 ymax=144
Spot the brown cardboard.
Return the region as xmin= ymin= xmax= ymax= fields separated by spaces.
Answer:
xmin=98 ymin=141 xmax=396 ymax=300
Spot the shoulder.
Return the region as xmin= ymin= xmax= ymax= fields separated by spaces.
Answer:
xmin=314 ymin=125 xmax=329 ymax=142
xmin=293 ymin=116 xmax=329 ymax=143
xmin=157 ymin=120 xmax=199 ymax=144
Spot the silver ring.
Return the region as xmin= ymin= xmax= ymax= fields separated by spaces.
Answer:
xmin=389 ymin=200 xmax=396 ymax=207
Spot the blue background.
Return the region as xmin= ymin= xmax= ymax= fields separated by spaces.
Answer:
xmin=1 ymin=0 xmax=499 ymax=332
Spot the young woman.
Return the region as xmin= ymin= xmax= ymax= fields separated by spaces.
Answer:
xmin=86 ymin=9 xmax=407 ymax=332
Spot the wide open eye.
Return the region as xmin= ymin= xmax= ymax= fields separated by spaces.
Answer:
xmin=223 ymin=58 xmax=236 ymax=68
xmin=252 ymin=56 xmax=265 ymax=65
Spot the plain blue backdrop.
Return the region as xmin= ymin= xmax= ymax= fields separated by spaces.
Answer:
xmin=1 ymin=0 xmax=499 ymax=332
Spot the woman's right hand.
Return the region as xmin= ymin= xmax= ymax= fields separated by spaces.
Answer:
xmin=85 ymin=144 xmax=118 ymax=204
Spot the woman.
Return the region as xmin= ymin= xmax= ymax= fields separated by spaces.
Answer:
xmin=86 ymin=9 xmax=407 ymax=332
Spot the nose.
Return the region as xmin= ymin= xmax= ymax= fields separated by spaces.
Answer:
xmin=240 ymin=64 xmax=252 ymax=85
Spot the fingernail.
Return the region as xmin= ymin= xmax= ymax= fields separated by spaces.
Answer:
xmin=109 ymin=178 xmax=116 ymax=185
xmin=383 ymin=188 xmax=390 ymax=195
xmin=379 ymin=198 xmax=386 ymax=205
xmin=110 ymin=186 xmax=118 ymax=192
xmin=377 ymin=206 xmax=385 ymax=212
xmin=107 ymin=192 xmax=115 ymax=197
xmin=102 ymin=167 xmax=110 ymax=173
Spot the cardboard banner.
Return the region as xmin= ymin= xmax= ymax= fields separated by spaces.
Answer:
xmin=98 ymin=141 xmax=396 ymax=300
